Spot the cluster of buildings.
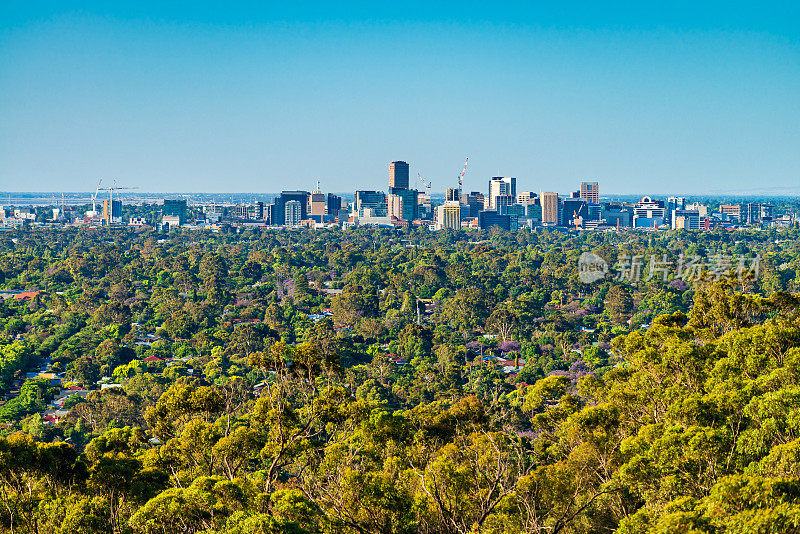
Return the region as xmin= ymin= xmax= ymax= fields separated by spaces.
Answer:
xmin=227 ymin=161 xmax=793 ymax=232
xmin=157 ymin=190 xmax=345 ymax=230
xmin=1 ymin=161 xmax=796 ymax=231
xmin=0 ymin=197 xmax=125 ymax=228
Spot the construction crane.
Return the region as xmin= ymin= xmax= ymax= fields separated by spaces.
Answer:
xmin=458 ymin=157 xmax=468 ymax=189
xmin=88 ymin=179 xmax=103 ymax=216
xmin=417 ymin=172 xmax=432 ymax=195
xmin=99 ymin=182 xmax=139 ymax=199
xmin=98 ymin=181 xmax=139 ymax=223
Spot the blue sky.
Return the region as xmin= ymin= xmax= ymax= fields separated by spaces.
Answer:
xmin=1 ymin=2 xmax=798 ymax=195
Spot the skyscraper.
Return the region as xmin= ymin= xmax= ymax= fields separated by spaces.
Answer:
xmin=103 ymin=199 xmax=122 ymax=224
xmin=285 ymin=200 xmax=302 ymax=227
xmin=308 ymin=191 xmax=326 ymax=219
xmin=741 ymin=202 xmax=767 ymax=224
xmin=435 ymin=201 xmax=462 ymax=230
xmin=460 ymin=192 xmax=485 ymax=218
xmin=541 ymin=192 xmax=560 ymax=224
xmin=354 ymin=190 xmax=388 ymax=217
xmin=489 ymin=177 xmax=516 ymax=210
xmin=326 ymin=194 xmax=342 ymax=218
xmin=389 ymin=161 xmax=410 ymax=190
xmin=496 ymin=195 xmax=515 ymax=214
xmin=580 ymin=182 xmax=599 ymax=204
xmin=273 ymin=191 xmax=309 ymax=226
xmin=388 ymin=189 xmax=418 ymax=221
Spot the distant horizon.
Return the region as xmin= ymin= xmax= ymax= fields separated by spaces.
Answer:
xmin=2 ymin=186 xmax=800 ymax=198
xmin=2 ymin=189 xmax=800 ymax=204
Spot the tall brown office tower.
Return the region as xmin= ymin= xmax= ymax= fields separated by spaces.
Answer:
xmin=389 ymin=161 xmax=409 ymax=190
xmin=541 ymin=192 xmax=560 ymax=224
xmin=580 ymin=181 xmax=599 ymax=204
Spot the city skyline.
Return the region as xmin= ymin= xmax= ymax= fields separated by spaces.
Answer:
xmin=1 ymin=2 xmax=799 ymax=194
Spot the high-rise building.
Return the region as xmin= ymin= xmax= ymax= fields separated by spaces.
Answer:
xmin=541 ymin=192 xmax=560 ymax=225
xmin=204 ymin=203 xmax=226 ymax=216
xmin=233 ymin=205 xmax=250 ymax=219
xmin=684 ymin=202 xmax=708 ymax=217
xmin=526 ymin=203 xmax=542 ymax=222
xmin=488 ymin=177 xmax=516 ymax=210
xmin=479 ymin=211 xmax=510 ymax=230
xmin=285 ymin=200 xmax=302 ymax=227
xmin=103 ymin=199 xmax=122 ymax=224
xmin=460 ymin=192 xmax=485 ymax=218
xmin=416 ymin=191 xmax=433 ymax=220
xmin=163 ymin=199 xmax=188 ymax=223
xmin=388 ymin=195 xmax=402 ymax=220
xmin=666 ymin=197 xmax=686 ymax=223
xmin=326 ymin=194 xmax=342 ymax=219
xmin=505 ymin=204 xmax=526 ymax=221
xmin=720 ymin=204 xmax=741 ymax=221
xmin=446 ymin=188 xmax=461 ymax=202
xmin=586 ymin=203 xmax=602 ymax=221
xmin=602 ymin=203 xmax=632 ymax=227
xmin=672 ymin=210 xmax=700 ymax=230
xmin=389 ymin=161 xmax=410 ymax=190
xmin=309 ymin=191 xmax=326 ymax=219
xmin=517 ymin=191 xmax=538 ymax=205
xmin=388 ymin=188 xmax=418 ymax=221
xmin=580 ymin=182 xmax=599 ymax=204
xmin=667 ymin=196 xmax=686 ymax=211
xmin=634 ymin=196 xmax=666 ymax=227
xmin=436 ymin=201 xmax=462 ymax=230
xmin=561 ymin=199 xmax=588 ymax=227
xmin=741 ymin=203 xmax=762 ymax=224
xmin=231 ymin=203 xmax=265 ymax=221
xmin=273 ymin=191 xmax=309 ymax=226
xmin=354 ymin=190 xmax=388 ymax=217
xmin=496 ymin=195 xmax=515 ymax=215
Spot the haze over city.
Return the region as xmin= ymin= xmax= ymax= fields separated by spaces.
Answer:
xmin=1 ymin=1 xmax=799 ymax=195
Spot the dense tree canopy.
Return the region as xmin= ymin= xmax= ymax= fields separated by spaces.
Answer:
xmin=0 ymin=223 xmax=797 ymax=532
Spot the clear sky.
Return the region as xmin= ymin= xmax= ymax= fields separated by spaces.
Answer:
xmin=1 ymin=1 xmax=799 ymax=195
